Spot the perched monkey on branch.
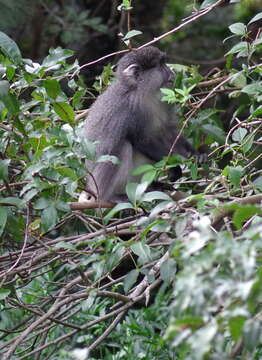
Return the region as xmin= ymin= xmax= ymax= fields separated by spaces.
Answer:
xmin=79 ymin=46 xmax=205 ymax=205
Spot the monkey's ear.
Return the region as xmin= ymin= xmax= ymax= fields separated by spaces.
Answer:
xmin=123 ymin=63 xmax=140 ymax=78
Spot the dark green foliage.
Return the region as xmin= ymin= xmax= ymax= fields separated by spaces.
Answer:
xmin=0 ymin=3 xmax=261 ymax=360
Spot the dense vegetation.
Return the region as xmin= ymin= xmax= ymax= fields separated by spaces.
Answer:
xmin=0 ymin=1 xmax=261 ymax=359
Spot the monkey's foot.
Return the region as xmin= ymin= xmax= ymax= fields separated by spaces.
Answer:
xmin=78 ymin=191 xmax=90 ymax=203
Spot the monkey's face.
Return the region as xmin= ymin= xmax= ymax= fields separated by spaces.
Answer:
xmin=117 ymin=46 xmax=174 ymax=92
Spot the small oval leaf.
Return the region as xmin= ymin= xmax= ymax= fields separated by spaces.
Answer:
xmin=53 ymin=102 xmax=75 ymax=125
xmin=0 ymin=31 xmax=22 ymax=64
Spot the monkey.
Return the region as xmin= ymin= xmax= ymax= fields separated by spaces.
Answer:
xmin=79 ymin=46 xmax=205 ymax=204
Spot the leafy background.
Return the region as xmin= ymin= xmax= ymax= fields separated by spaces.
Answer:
xmin=0 ymin=1 xmax=261 ymax=359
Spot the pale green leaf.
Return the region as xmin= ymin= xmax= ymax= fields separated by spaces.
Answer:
xmin=0 ymin=31 xmax=22 ymax=64
xmin=0 ymin=206 xmax=8 ymax=236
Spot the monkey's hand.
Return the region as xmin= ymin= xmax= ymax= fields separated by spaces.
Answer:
xmin=168 ymin=165 xmax=182 ymax=182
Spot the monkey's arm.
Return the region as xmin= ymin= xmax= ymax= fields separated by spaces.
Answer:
xmin=129 ymin=128 xmax=196 ymax=162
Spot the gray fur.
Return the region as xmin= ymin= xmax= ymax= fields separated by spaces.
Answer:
xmin=83 ymin=46 xmax=198 ymax=203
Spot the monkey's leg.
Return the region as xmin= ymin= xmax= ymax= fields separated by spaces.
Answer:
xmin=78 ymin=191 xmax=91 ymax=202
xmin=107 ymin=142 xmax=134 ymax=203
xmin=85 ymin=141 xmax=133 ymax=203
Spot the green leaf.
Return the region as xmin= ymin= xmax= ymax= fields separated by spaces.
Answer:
xmin=81 ymin=139 xmax=97 ymax=159
xmin=41 ymin=206 xmax=58 ymax=231
xmin=29 ymin=135 xmax=49 ymax=152
xmin=189 ymin=162 xmax=198 ymax=180
xmin=0 ymin=288 xmax=10 ymax=300
xmin=141 ymin=169 xmax=157 ymax=184
xmin=160 ymin=88 xmax=175 ymax=103
xmin=200 ymin=0 xmax=216 ymax=9
xmin=229 ymin=316 xmax=246 ymax=341
xmin=124 ymin=269 xmax=139 ymax=293
xmin=0 ymin=197 xmax=23 ymax=207
xmin=241 ymin=82 xmax=262 ymax=96
xmin=232 ymin=127 xmax=247 ymax=142
xmin=248 ymin=12 xmax=262 ymax=25
xmin=117 ymin=0 xmax=132 ymax=11
xmin=81 ymin=293 xmax=96 ymax=311
xmin=253 ymin=38 xmax=262 ymax=46
xmin=123 ymin=0 xmax=131 ymax=8
xmin=1 ymin=93 xmax=20 ymax=115
xmin=0 ymin=80 xmax=20 ymax=115
xmin=43 ymin=79 xmax=61 ymax=99
xmin=228 ymin=166 xmax=244 ymax=187
xmin=126 ymin=182 xmax=148 ymax=204
xmin=142 ymin=191 xmax=172 ymax=202
xmin=0 ymin=159 xmax=10 ymax=180
xmin=54 ymin=241 xmax=76 ymax=250
xmin=0 ymin=31 xmax=22 ymax=64
xmin=228 ymin=90 xmax=241 ymax=99
xmin=242 ymin=135 xmax=254 ymax=154
xmin=65 ymin=180 xmax=78 ymax=197
xmin=151 ymin=220 xmax=170 ymax=232
xmin=229 ymin=71 xmax=247 ymax=88
xmin=56 ymin=167 xmax=78 ymax=180
xmin=174 ymin=88 xmax=185 ymax=96
xmin=226 ymin=42 xmax=248 ymax=56
xmin=53 ymin=102 xmax=75 ymax=125
xmin=202 ymin=124 xmax=226 ymax=144
xmin=132 ymin=164 xmax=155 ymax=176
xmin=123 ymin=30 xmax=142 ymax=40
xmin=34 ymin=198 xmax=52 ymax=210
xmin=132 ymin=164 xmax=157 ymax=185
xmin=196 ymin=109 xmax=217 ymax=122
xmin=0 ymin=80 xmax=9 ymax=96
xmin=0 ymin=206 xmax=8 ymax=236
xmin=106 ymin=246 xmax=125 ymax=272
xmin=72 ymin=89 xmax=85 ymax=109
xmin=161 ymin=88 xmax=175 ymax=96
xmin=172 ymin=316 xmax=204 ymax=330
xmin=23 ymin=188 xmax=38 ymax=202
xmin=229 ymin=23 xmax=246 ymax=36
xmin=253 ymin=177 xmax=262 ymax=191
xmin=104 ymin=202 xmax=134 ymax=223
xmin=243 ymin=320 xmax=262 ymax=351
xmin=42 ymin=47 xmax=74 ymax=68
xmin=190 ymin=324 xmax=217 ymax=357
xmin=232 ymin=205 xmax=260 ymax=229
xmin=150 ymin=200 xmax=172 ymax=218
xmin=13 ymin=118 xmax=26 ymax=135
xmin=55 ymin=201 xmax=70 ymax=212
xmin=6 ymin=66 xmax=15 ymax=81
xmin=160 ymin=258 xmax=177 ymax=284
xmin=131 ymin=242 xmax=152 ymax=265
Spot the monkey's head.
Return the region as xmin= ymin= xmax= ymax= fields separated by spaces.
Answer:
xmin=116 ymin=46 xmax=174 ymax=92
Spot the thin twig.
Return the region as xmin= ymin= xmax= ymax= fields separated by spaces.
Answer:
xmin=6 ymin=204 xmax=30 ymax=274
xmin=71 ymin=0 xmax=226 ymax=77
xmin=87 ymin=311 xmax=126 ymax=354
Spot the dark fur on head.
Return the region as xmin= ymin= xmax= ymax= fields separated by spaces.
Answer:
xmin=116 ymin=46 xmax=172 ymax=90
xmin=117 ymin=46 xmax=166 ymax=74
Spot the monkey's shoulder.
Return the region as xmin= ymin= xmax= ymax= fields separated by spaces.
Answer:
xmin=90 ymin=83 xmax=129 ymax=111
